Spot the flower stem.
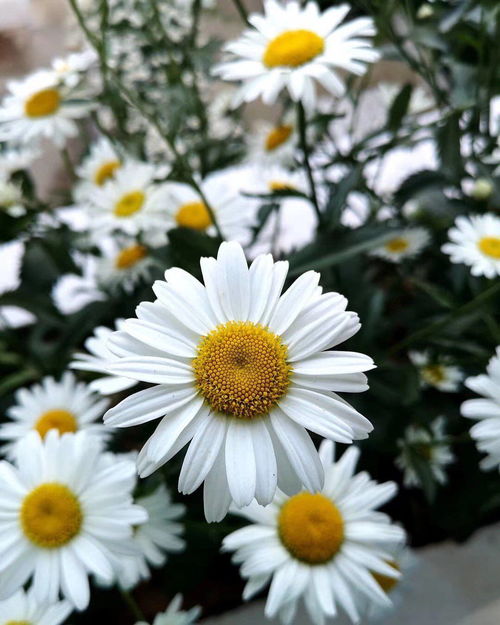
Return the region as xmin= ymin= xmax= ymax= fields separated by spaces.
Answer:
xmin=231 ymin=0 xmax=249 ymax=24
xmin=120 ymin=588 xmax=146 ymax=621
xmin=61 ymin=147 xmax=75 ymax=180
xmin=296 ymin=102 xmax=322 ymax=225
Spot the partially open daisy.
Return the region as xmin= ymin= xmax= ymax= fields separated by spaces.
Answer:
xmin=409 ymin=351 xmax=463 ymax=392
xmin=70 ymin=319 xmax=140 ymax=395
xmin=115 ymin=484 xmax=186 ymax=589
xmin=0 ymin=588 xmax=72 ymax=625
xmin=75 ymin=136 xmax=123 ymax=201
xmin=396 ymin=417 xmax=454 ymax=488
xmin=0 ymin=70 xmax=91 ymax=148
xmin=0 ymin=431 xmax=147 ymax=609
xmin=0 ymin=371 xmax=110 ymax=459
xmin=370 ymin=227 xmax=430 ymax=263
xmin=96 ymin=237 xmax=157 ymax=294
xmin=248 ymin=116 xmax=298 ymax=167
xmin=136 ymin=594 xmax=201 ymax=625
xmin=215 ymin=0 xmax=379 ymax=110
xmin=442 ymin=214 xmax=500 ymax=278
xmin=104 ymin=241 xmax=375 ymax=521
xmin=461 ymin=347 xmax=500 ymax=471
xmin=223 ymin=440 xmax=405 ymax=624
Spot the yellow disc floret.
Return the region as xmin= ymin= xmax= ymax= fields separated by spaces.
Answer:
xmin=6 ymin=622 xmax=31 ymax=625
xmin=114 ymin=190 xmax=145 ymax=217
xmin=34 ymin=409 xmax=78 ymax=439
xmin=421 ymin=364 xmax=445 ymax=386
xmin=115 ymin=244 xmax=147 ymax=270
xmin=175 ymin=201 xmax=212 ymax=231
xmin=279 ymin=492 xmax=344 ymax=564
xmin=193 ymin=321 xmax=291 ymax=419
xmin=478 ymin=236 xmax=500 ymax=259
xmin=263 ymin=30 xmax=325 ymax=68
xmin=21 ymin=483 xmax=83 ymax=549
xmin=94 ymin=160 xmax=121 ymax=186
xmin=385 ymin=237 xmax=409 ymax=253
xmin=269 ymin=181 xmax=297 ymax=192
xmin=265 ymin=125 xmax=293 ymax=152
xmin=373 ymin=560 xmax=400 ymax=593
xmin=24 ymin=88 xmax=61 ymax=118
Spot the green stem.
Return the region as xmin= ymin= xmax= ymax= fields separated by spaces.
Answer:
xmin=120 ymin=588 xmax=146 ymax=621
xmin=61 ymin=147 xmax=75 ymax=179
xmin=231 ymin=0 xmax=249 ymax=24
xmin=296 ymin=102 xmax=322 ymax=226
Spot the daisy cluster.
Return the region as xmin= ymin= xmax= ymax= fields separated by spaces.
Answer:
xmin=0 ymin=0 xmax=499 ymax=623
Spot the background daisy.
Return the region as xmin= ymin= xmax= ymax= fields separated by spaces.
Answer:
xmin=135 ymin=594 xmax=201 ymax=625
xmin=0 ymin=588 xmax=72 ymax=625
xmin=409 ymin=351 xmax=463 ymax=392
xmin=370 ymin=228 xmax=430 ymax=263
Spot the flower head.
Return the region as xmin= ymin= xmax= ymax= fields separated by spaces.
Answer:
xmin=370 ymin=228 xmax=430 ymax=263
xmin=409 ymin=351 xmax=463 ymax=392
xmin=0 ymin=588 xmax=72 ymax=625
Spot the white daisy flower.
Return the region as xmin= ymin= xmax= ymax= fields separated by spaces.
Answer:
xmin=370 ymin=227 xmax=430 ymax=263
xmin=70 ymin=320 xmax=140 ymax=395
xmin=135 ymin=594 xmax=201 ymax=625
xmin=75 ymin=136 xmax=123 ymax=200
xmin=96 ymin=237 xmax=157 ymax=294
xmin=441 ymin=214 xmax=500 ymax=279
xmin=0 ymin=588 xmax=72 ymax=625
xmin=0 ymin=180 xmax=25 ymax=216
xmin=51 ymin=49 xmax=98 ymax=88
xmin=162 ymin=169 xmax=256 ymax=243
xmin=461 ymin=347 xmax=500 ymax=471
xmin=0 ymin=371 xmax=110 ymax=459
xmin=115 ymin=484 xmax=186 ymax=589
xmin=247 ymin=115 xmax=298 ymax=167
xmin=223 ymin=440 xmax=405 ymax=625
xmin=409 ymin=351 xmax=463 ymax=392
xmin=396 ymin=417 xmax=454 ymax=488
xmin=0 ymin=145 xmax=39 ymax=179
xmin=0 ymin=70 xmax=91 ymax=148
xmin=0 ymin=430 xmax=147 ymax=610
xmin=215 ymin=0 xmax=379 ymax=110
xmin=84 ymin=162 xmax=170 ymax=242
xmin=103 ymin=241 xmax=375 ymax=521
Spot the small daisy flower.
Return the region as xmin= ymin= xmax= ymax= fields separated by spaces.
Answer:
xmin=396 ymin=417 xmax=454 ymax=488
xmin=96 ymin=237 xmax=157 ymax=294
xmin=75 ymin=136 xmax=123 ymax=199
xmin=70 ymin=319 xmax=140 ymax=395
xmin=223 ymin=440 xmax=405 ymax=625
xmin=0 ymin=145 xmax=39 ymax=178
xmin=409 ymin=351 xmax=463 ymax=392
xmin=0 ymin=371 xmax=110 ymax=459
xmin=461 ymin=347 xmax=500 ymax=471
xmin=136 ymin=594 xmax=201 ymax=625
xmin=215 ymin=0 xmax=379 ymax=110
xmin=370 ymin=228 xmax=430 ymax=263
xmin=104 ymin=241 xmax=375 ymax=521
xmin=0 ymin=588 xmax=72 ymax=625
xmin=51 ymin=49 xmax=98 ymax=88
xmin=115 ymin=484 xmax=186 ymax=589
xmin=247 ymin=115 xmax=298 ymax=167
xmin=0 ymin=180 xmax=25 ymax=217
xmin=0 ymin=431 xmax=147 ymax=610
xmin=442 ymin=214 xmax=500 ymax=279
xmin=0 ymin=70 xmax=91 ymax=148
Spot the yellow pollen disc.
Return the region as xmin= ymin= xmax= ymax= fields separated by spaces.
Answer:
xmin=373 ymin=560 xmax=400 ymax=593
xmin=385 ymin=237 xmax=409 ymax=253
xmin=192 ymin=321 xmax=291 ymax=419
xmin=265 ymin=125 xmax=293 ymax=152
xmin=94 ymin=160 xmax=121 ymax=186
xmin=24 ymin=88 xmax=61 ymax=118
xmin=478 ymin=236 xmax=500 ymax=259
xmin=115 ymin=244 xmax=147 ymax=270
xmin=6 ymin=622 xmax=31 ymax=625
xmin=421 ymin=364 xmax=445 ymax=385
xmin=263 ymin=30 xmax=325 ymax=68
xmin=34 ymin=409 xmax=77 ymax=439
xmin=269 ymin=181 xmax=297 ymax=191
xmin=175 ymin=201 xmax=212 ymax=231
xmin=114 ymin=190 xmax=145 ymax=217
xmin=279 ymin=492 xmax=344 ymax=564
xmin=21 ymin=483 xmax=83 ymax=549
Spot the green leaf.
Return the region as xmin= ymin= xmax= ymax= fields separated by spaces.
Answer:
xmin=325 ymin=165 xmax=364 ymax=230
xmin=387 ymin=83 xmax=413 ymax=132
xmin=435 ymin=113 xmax=464 ymax=181
xmin=394 ymin=169 xmax=448 ymax=205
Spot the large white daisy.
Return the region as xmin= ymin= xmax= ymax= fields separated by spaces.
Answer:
xmin=461 ymin=347 xmax=500 ymax=471
xmin=0 ymin=70 xmax=91 ymax=148
xmin=104 ymin=241 xmax=375 ymax=521
xmin=223 ymin=440 xmax=405 ymax=624
xmin=0 ymin=588 xmax=72 ymax=625
xmin=0 ymin=371 xmax=110 ymax=459
xmin=214 ymin=0 xmax=379 ymax=110
xmin=70 ymin=319 xmax=139 ymax=395
xmin=370 ymin=228 xmax=430 ymax=263
xmin=136 ymin=594 xmax=201 ymax=625
xmin=0 ymin=431 xmax=147 ymax=610
xmin=442 ymin=214 xmax=500 ymax=278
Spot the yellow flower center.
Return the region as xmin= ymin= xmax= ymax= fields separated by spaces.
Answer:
xmin=269 ymin=181 xmax=297 ymax=192
xmin=385 ymin=237 xmax=409 ymax=253
xmin=20 ymin=483 xmax=83 ymax=549
xmin=175 ymin=201 xmax=212 ymax=231
xmin=6 ymin=622 xmax=31 ymax=625
xmin=279 ymin=492 xmax=344 ymax=564
xmin=192 ymin=321 xmax=291 ymax=419
xmin=265 ymin=124 xmax=293 ymax=152
xmin=24 ymin=88 xmax=61 ymax=118
xmin=421 ymin=364 xmax=445 ymax=385
xmin=478 ymin=236 xmax=500 ymax=259
xmin=114 ymin=190 xmax=145 ymax=217
xmin=34 ymin=409 xmax=78 ymax=439
xmin=94 ymin=160 xmax=121 ymax=186
xmin=263 ymin=29 xmax=325 ymax=68
xmin=373 ymin=560 xmax=400 ymax=594
xmin=115 ymin=244 xmax=148 ymax=270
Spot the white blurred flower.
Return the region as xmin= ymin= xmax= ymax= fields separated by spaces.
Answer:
xmin=0 ymin=588 xmax=72 ymax=625
xmin=409 ymin=351 xmax=463 ymax=392
xmin=370 ymin=227 xmax=430 ymax=263
xmin=135 ymin=594 xmax=201 ymax=625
